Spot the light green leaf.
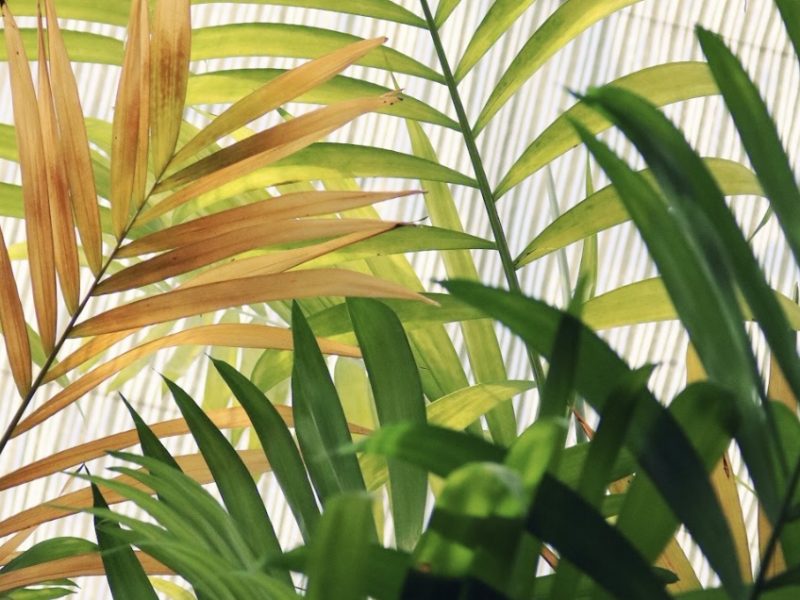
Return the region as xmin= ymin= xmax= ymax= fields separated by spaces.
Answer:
xmin=516 ymin=158 xmax=761 ymax=267
xmin=192 ymin=24 xmax=443 ymax=82
xmin=454 ymin=0 xmax=537 ymax=81
xmin=496 ymin=61 xmax=718 ymax=197
xmin=474 ymin=0 xmax=641 ymax=134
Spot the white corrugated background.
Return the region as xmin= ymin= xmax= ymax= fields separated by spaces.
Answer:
xmin=0 ymin=0 xmax=798 ymax=596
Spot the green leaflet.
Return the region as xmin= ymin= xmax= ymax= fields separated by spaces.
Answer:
xmin=347 ymin=298 xmax=427 ymax=552
xmin=474 ymin=0 xmax=641 ymax=135
xmin=697 ymin=29 xmax=800 ymax=272
xmin=496 ymin=61 xmax=718 ymax=197
xmin=434 ymin=0 xmax=462 ymax=27
xmin=291 ymin=302 xmax=368 ymax=503
xmin=356 ymin=423 xmax=506 ymax=478
xmin=91 ymin=484 xmax=159 ymax=600
xmin=213 ymin=358 xmax=321 ymax=543
xmin=516 ymin=158 xmax=761 ymax=267
xmin=306 ymin=494 xmax=377 ymax=600
xmin=528 ymin=476 xmax=671 ymax=600
xmin=776 ymin=0 xmax=800 ymax=71
xmin=579 ymin=85 xmax=799 ymax=520
xmin=163 ymin=378 xmax=290 ymax=583
xmin=454 ymin=0 xmax=537 ymax=82
xmin=186 ymin=70 xmax=457 ymax=129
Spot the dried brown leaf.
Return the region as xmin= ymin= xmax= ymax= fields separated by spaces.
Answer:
xmin=171 ymin=36 xmax=386 ymax=168
xmin=2 ymin=1 xmax=57 ymax=353
xmin=120 ymin=189 xmax=415 ymax=257
xmin=136 ymin=94 xmax=399 ymax=225
xmin=150 ymin=0 xmax=191 ymax=175
xmin=43 ymin=0 xmax=103 ymax=275
xmin=37 ymin=11 xmax=80 ymax=315
xmin=97 ymin=218 xmax=398 ymax=295
xmin=110 ymin=0 xmax=149 ymax=239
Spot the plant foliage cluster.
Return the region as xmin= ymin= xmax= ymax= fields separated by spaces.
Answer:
xmin=0 ymin=0 xmax=798 ymax=598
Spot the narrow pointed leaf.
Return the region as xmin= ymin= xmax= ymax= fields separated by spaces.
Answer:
xmin=2 ymin=1 xmax=57 ymax=353
xmin=496 ymin=62 xmax=717 ymax=197
xmin=434 ymin=0 xmax=461 ymax=26
xmin=697 ymin=28 xmax=800 ymax=282
xmin=348 ymin=298 xmax=427 ymax=551
xmin=91 ymin=484 xmax=158 ymax=600
xmin=72 ymin=269 xmax=430 ymax=337
xmin=110 ymin=0 xmax=148 ymax=239
xmin=213 ymin=359 xmax=322 ymax=543
xmin=164 ymin=377 xmax=289 ymax=582
xmin=0 ymin=228 xmax=31 ymax=396
xmin=474 ymin=0 xmax=641 ymax=134
xmin=42 ymin=0 xmax=103 ymax=274
xmin=37 ymin=14 xmax=80 ymax=315
xmin=516 ymin=158 xmax=761 ymax=266
xmin=150 ymin=0 xmax=191 ymax=175
xmin=454 ymin=0 xmax=537 ymax=81
xmin=173 ymin=36 xmax=386 ymax=167
xmin=291 ymin=302 xmax=367 ymax=504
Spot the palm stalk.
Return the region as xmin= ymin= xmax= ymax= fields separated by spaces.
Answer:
xmin=419 ymin=0 xmax=546 ymax=387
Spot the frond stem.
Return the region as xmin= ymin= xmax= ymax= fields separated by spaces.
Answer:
xmin=419 ymin=0 xmax=545 ymax=386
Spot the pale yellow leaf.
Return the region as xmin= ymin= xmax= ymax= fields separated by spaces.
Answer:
xmin=2 ymin=1 xmax=57 ymax=353
xmin=15 ymin=323 xmax=359 ymax=436
xmin=150 ymin=0 xmax=191 ymax=175
xmin=171 ymin=36 xmax=386 ymax=168
xmin=43 ymin=0 xmax=103 ymax=275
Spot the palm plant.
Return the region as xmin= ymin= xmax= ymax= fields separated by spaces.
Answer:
xmin=0 ymin=0 xmax=798 ymax=598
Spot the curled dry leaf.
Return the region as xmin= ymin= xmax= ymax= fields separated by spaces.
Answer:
xmin=171 ymin=35 xmax=387 ymax=168
xmin=15 ymin=324 xmax=360 ymax=436
xmin=43 ymin=0 xmax=103 ymax=275
xmin=2 ymin=0 xmax=57 ymax=353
